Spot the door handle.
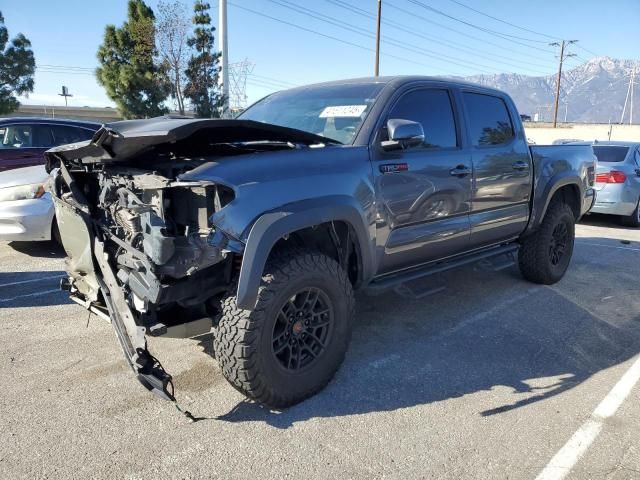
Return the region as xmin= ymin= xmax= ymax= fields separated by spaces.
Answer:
xmin=450 ymin=165 xmax=471 ymax=177
xmin=512 ymin=161 xmax=529 ymax=171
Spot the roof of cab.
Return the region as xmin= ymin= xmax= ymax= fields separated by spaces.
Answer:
xmin=280 ymin=75 xmax=506 ymax=96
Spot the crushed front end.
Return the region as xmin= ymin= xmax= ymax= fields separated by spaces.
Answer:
xmin=47 ymin=121 xmax=253 ymax=400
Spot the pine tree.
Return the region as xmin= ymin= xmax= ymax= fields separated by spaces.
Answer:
xmin=184 ymin=1 xmax=225 ymax=118
xmin=0 ymin=11 xmax=35 ymax=115
xmin=96 ymin=0 xmax=170 ymax=119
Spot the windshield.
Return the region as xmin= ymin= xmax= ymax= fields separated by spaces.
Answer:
xmin=238 ymin=83 xmax=385 ymax=144
xmin=593 ymin=145 xmax=629 ymax=163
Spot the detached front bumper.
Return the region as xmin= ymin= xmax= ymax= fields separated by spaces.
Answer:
xmin=53 ymin=191 xmax=175 ymax=401
xmin=0 ymin=193 xmax=55 ymax=242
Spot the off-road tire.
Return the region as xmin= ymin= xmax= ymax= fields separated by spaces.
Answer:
xmin=518 ymin=200 xmax=575 ymax=284
xmin=621 ymin=199 xmax=640 ymax=227
xmin=214 ymin=250 xmax=355 ymax=408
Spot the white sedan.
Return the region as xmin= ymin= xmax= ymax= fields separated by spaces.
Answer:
xmin=0 ymin=165 xmax=56 ymax=242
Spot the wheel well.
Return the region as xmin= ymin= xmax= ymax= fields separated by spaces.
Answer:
xmin=269 ymin=221 xmax=362 ymax=286
xmin=549 ymin=184 xmax=580 ymax=219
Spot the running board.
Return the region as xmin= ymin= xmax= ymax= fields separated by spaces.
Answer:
xmin=366 ymin=243 xmax=520 ymax=294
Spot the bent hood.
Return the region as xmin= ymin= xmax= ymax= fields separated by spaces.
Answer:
xmin=45 ymin=117 xmax=338 ymax=167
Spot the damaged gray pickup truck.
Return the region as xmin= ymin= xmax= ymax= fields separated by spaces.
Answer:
xmin=47 ymin=77 xmax=596 ymax=407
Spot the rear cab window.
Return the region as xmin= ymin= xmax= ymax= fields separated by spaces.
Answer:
xmin=593 ymin=146 xmax=630 ymax=163
xmin=462 ymin=92 xmax=515 ymax=146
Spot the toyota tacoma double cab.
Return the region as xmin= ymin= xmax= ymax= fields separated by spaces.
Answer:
xmin=47 ymin=77 xmax=596 ymax=408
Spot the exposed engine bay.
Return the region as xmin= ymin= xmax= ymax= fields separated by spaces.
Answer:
xmin=53 ymin=155 xmax=240 ymax=335
xmin=49 ymin=118 xmax=334 ymax=335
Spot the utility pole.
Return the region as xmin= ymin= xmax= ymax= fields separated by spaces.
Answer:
xmin=621 ymin=69 xmax=632 ymax=124
xmin=622 ymin=66 xmax=637 ymax=124
xmin=374 ymin=0 xmax=382 ymax=76
xmin=630 ymin=66 xmax=635 ymax=125
xmin=219 ymin=0 xmax=230 ymax=117
xmin=58 ymin=86 xmax=72 ymax=107
xmin=550 ymin=40 xmax=577 ymax=128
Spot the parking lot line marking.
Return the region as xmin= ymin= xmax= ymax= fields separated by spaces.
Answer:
xmin=0 ymin=274 xmax=64 ymax=288
xmin=0 ymin=288 xmax=62 ymax=304
xmin=576 ymin=241 xmax=640 ymax=252
xmin=535 ymin=354 xmax=640 ymax=480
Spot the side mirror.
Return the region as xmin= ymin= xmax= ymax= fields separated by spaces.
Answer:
xmin=382 ymin=119 xmax=424 ymax=151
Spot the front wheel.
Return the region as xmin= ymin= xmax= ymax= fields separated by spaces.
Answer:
xmin=518 ymin=200 xmax=575 ymax=284
xmin=214 ymin=250 xmax=355 ymax=408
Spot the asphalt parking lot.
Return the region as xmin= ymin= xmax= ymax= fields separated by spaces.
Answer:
xmin=1 ymin=215 xmax=639 ymax=480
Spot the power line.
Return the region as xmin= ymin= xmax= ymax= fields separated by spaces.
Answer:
xmin=405 ymin=0 xmax=557 ymax=53
xmin=442 ymin=0 xmax=602 ymax=62
xmin=37 ymin=68 xmax=94 ymax=76
xmin=249 ymin=73 xmax=298 ymax=88
xmin=445 ymin=0 xmax=560 ymax=41
xmin=384 ymin=0 xmax=555 ymax=64
xmin=38 ymin=63 xmax=298 ymax=95
xmin=39 ymin=64 xmax=94 ymax=72
xmin=228 ymin=1 xmax=484 ymax=75
xmin=326 ymin=0 xmax=554 ymax=73
xmin=263 ymin=0 xmax=520 ymax=75
xmin=574 ymin=44 xmax=600 ymax=58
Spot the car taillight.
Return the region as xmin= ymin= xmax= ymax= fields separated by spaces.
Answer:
xmin=595 ymin=171 xmax=626 ymax=183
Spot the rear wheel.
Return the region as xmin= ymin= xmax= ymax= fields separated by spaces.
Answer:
xmin=518 ymin=200 xmax=575 ymax=284
xmin=214 ymin=250 xmax=355 ymax=408
xmin=621 ymin=199 xmax=640 ymax=227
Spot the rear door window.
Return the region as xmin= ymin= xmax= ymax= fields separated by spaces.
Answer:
xmin=593 ymin=146 xmax=629 ymax=163
xmin=462 ymin=93 xmax=515 ymax=146
xmin=51 ymin=125 xmax=94 ymax=145
xmin=32 ymin=125 xmax=55 ymax=148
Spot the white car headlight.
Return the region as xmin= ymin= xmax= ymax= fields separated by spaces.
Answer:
xmin=0 ymin=183 xmax=46 ymax=202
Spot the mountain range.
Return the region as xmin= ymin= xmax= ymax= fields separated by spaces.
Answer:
xmin=459 ymin=57 xmax=639 ymax=124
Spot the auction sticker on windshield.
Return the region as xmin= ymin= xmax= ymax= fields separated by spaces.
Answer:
xmin=319 ymin=105 xmax=368 ymax=118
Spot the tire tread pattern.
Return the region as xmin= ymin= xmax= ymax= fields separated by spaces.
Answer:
xmin=518 ymin=200 xmax=575 ymax=284
xmin=214 ymin=250 xmax=355 ymax=408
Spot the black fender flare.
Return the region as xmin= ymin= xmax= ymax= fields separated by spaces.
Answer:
xmin=235 ymin=196 xmax=374 ymax=310
xmin=525 ymin=172 xmax=583 ymax=236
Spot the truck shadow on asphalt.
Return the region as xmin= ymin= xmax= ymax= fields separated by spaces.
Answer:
xmin=0 ymin=270 xmax=69 ymax=308
xmin=0 ymin=242 xmax=69 ymax=308
xmin=579 ymin=213 xmax=635 ymax=230
xmin=8 ymin=241 xmax=66 ymax=259
xmin=208 ymin=236 xmax=640 ymax=429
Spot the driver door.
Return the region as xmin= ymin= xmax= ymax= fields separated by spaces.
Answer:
xmin=371 ymin=86 xmax=472 ymax=275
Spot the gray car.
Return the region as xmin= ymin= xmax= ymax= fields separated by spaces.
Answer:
xmin=589 ymin=142 xmax=640 ymax=226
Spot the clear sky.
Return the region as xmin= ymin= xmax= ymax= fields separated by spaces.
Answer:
xmin=4 ymin=0 xmax=640 ymax=109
